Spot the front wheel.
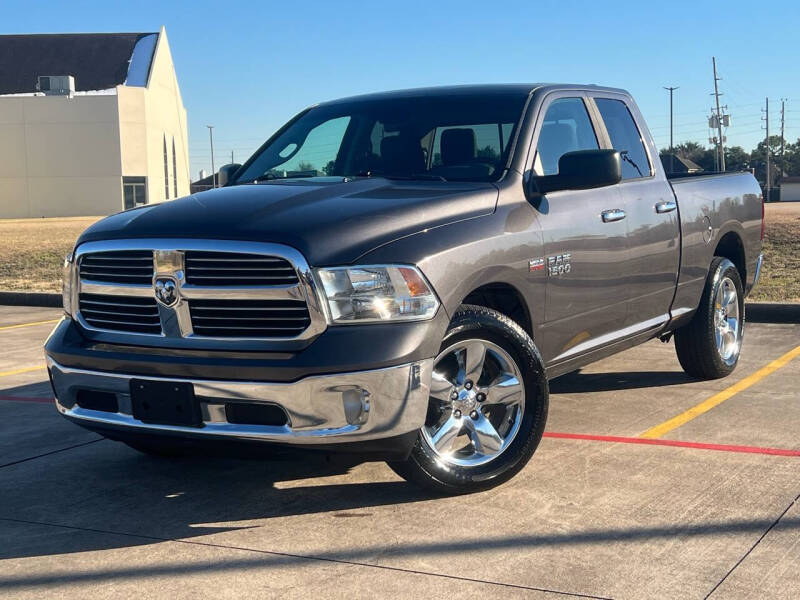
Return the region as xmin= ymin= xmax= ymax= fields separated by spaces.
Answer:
xmin=388 ymin=305 xmax=549 ymax=495
xmin=674 ymin=257 xmax=744 ymax=379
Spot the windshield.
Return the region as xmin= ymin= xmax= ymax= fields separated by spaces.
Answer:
xmin=234 ymin=92 xmax=529 ymax=184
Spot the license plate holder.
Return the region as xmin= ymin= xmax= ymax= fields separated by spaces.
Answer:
xmin=130 ymin=379 xmax=201 ymax=427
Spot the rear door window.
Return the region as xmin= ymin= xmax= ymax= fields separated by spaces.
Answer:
xmin=594 ymin=98 xmax=652 ymax=180
xmin=534 ymin=98 xmax=599 ymax=176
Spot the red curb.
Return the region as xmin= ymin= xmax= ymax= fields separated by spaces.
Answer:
xmin=543 ymin=431 xmax=800 ymax=457
xmin=0 ymin=395 xmax=53 ymax=404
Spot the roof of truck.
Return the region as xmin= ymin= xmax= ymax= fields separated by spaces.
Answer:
xmin=318 ymin=83 xmax=630 ymax=106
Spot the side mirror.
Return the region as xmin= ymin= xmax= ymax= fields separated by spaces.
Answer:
xmin=217 ymin=163 xmax=242 ymax=187
xmin=530 ymin=150 xmax=621 ymax=195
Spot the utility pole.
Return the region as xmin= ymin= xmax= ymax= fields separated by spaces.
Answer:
xmin=664 ymin=86 xmax=679 ymax=173
xmin=206 ymin=125 xmax=216 ymax=188
xmin=231 ymin=150 xmax=235 ymax=164
xmin=711 ymin=57 xmax=726 ymax=172
xmin=763 ymin=98 xmax=770 ymax=202
xmin=780 ymin=99 xmax=786 ymax=176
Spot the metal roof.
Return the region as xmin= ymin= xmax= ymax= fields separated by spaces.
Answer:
xmin=0 ymin=32 xmax=158 ymax=94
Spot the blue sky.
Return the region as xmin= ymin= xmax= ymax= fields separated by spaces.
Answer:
xmin=6 ymin=0 xmax=800 ymax=178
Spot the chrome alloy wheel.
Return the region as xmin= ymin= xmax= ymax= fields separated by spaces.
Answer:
xmin=714 ymin=276 xmax=741 ymax=365
xmin=422 ymin=339 xmax=525 ymax=467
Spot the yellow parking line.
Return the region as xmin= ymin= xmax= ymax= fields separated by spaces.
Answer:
xmin=0 ymin=319 xmax=60 ymax=332
xmin=640 ymin=345 xmax=800 ymax=439
xmin=0 ymin=365 xmax=47 ymax=378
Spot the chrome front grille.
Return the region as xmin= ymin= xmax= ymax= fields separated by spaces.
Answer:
xmin=79 ymin=293 xmax=161 ymax=335
xmin=185 ymin=251 xmax=298 ymax=286
xmin=189 ymin=299 xmax=311 ymax=337
xmin=72 ymin=240 xmax=327 ymax=343
xmin=79 ymin=250 xmax=154 ymax=284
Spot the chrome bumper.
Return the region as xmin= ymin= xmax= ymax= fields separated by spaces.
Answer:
xmin=47 ymin=357 xmax=433 ymax=444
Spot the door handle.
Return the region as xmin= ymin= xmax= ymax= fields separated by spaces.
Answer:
xmin=655 ymin=200 xmax=677 ymax=214
xmin=601 ymin=209 xmax=626 ymax=223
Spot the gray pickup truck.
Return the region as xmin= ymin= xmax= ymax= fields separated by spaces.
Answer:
xmin=46 ymin=84 xmax=763 ymax=494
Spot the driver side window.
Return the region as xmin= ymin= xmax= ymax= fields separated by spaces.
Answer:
xmin=534 ymin=98 xmax=599 ymax=176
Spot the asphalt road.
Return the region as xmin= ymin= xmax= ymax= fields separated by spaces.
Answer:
xmin=1 ymin=305 xmax=798 ymax=599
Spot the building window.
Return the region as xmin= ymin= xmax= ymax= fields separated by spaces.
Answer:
xmin=172 ymin=137 xmax=178 ymax=198
xmin=163 ymin=135 xmax=170 ymax=200
xmin=123 ymin=176 xmax=147 ymax=210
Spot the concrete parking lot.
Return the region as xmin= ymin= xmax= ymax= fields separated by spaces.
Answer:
xmin=0 ymin=305 xmax=798 ymax=599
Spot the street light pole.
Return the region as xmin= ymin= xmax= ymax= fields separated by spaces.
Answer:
xmin=207 ymin=125 xmax=216 ymax=189
xmin=664 ymin=86 xmax=679 ymax=173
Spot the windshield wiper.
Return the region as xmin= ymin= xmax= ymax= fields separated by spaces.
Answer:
xmin=237 ymin=173 xmax=317 ymax=185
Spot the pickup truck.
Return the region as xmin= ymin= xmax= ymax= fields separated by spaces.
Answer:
xmin=46 ymin=84 xmax=764 ymax=494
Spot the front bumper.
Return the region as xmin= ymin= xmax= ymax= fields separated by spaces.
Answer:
xmin=48 ymin=356 xmax=433 ymax=445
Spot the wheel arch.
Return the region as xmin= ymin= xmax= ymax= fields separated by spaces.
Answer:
xmin=460 ymin=281 xmax=534 ymax=340
xmin=714 ymin=230 xmax=747 ymax=285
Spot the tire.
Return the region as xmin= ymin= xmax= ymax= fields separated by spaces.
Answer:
xmin=388 ymin=305 xmax=549 ymax=495
xmin=674 ymin=257 xmax=744 ymax=379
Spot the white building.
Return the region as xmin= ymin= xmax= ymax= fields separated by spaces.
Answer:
xmin=780 ymin=177 xmax=800 ymax=202
xmin=0 ymin=27 xmax=190 ymax=218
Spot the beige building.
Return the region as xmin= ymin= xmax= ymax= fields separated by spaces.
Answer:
xmin=0 ymin=27 xmax=189 ymax=218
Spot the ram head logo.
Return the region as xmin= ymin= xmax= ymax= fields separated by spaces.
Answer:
xmin=154 ymin=277 xmax=178 ymax=307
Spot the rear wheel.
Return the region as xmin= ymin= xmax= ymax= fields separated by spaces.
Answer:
xmin=389 ymin=305 xmax=548 ymax=495
xmin=674 ymin=257 xmax=744 ymax=379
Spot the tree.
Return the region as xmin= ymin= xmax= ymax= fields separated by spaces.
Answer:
xmin=673 ymin=142 xmax=717 ymax=171
xmin=724 ymin=146 xmax=749 ymax=172
xmin=656 ymin=136 xmax=800 ymax=180
xmin=750 ymin=135 xmax=784 ymax=186
xmin=784 ymin=138 xmax=800 ymax=177
xmin=476 ymin=145 xmax=499 ymax=161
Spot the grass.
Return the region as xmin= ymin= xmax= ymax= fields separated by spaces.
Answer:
xmin=0 ymin=217 xmax=100 ymax=292
xmin=749 ymin=203 xmax=800 ymax=303
xmin=0 ymin=205 xmax=797 ymax=301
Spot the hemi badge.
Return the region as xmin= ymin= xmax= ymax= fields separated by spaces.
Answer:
xmin=529 ymin=258 xmax=545 ymax=272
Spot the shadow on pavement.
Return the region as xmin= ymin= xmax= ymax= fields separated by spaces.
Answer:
xmin=550 ymin=370 xmax=696 ymax=394
xmin=0 ymin=439 xmax=432 ymax=562
xmin=2 ymin=510 xmax=799 ymax=590
xmin=0 ymin=380 xmax=54 ymax=399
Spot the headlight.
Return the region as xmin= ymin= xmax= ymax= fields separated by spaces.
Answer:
xmin=62 ymin=252 xmax=74 ymax=316
xmin=315 ymin=265 xmax=439 ymax=323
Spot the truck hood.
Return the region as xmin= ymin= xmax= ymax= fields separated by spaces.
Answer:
xmin=77 ymin=178 xmax=498 ymax=265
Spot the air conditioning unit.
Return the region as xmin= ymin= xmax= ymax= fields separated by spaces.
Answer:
xmin=36 ymin=75 xmax=75 ymax=96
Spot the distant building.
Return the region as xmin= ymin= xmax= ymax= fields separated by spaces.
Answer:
xmin=190 ymin=171 xmax=216 ymax=195
xmin=660 ymin=154 xmax=703 ymax=174
xmin=0 ymin=27 xmax=189 ymax=218
xmin=780 ymin=176 xmax=800 ymax=202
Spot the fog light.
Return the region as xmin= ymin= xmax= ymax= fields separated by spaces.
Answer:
xmin=342 ymin=388 xmax=370 ymax=426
